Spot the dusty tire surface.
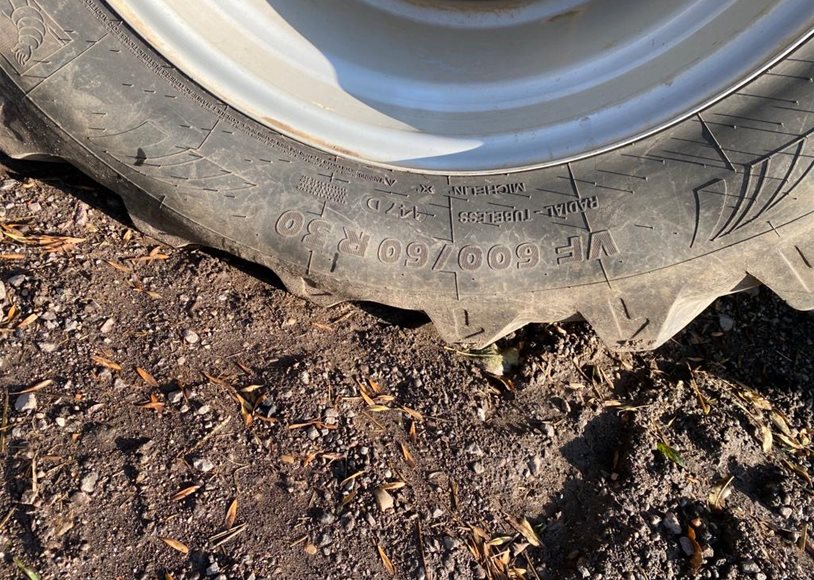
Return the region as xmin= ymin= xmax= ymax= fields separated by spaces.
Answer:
xmin=1 ymin=1 xmax=814 ymax=349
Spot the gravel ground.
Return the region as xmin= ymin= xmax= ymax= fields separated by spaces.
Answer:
xmin=0 ymin=158 xmax=813 ymax=580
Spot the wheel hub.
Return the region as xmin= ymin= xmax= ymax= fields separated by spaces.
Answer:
xmin=107 ymin=0 xmax=814 ymax=173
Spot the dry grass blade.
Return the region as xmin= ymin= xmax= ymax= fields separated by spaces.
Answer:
xmin=400 ymin=406 xmax=424 ymax=421
xmin=0 ymin=253 xmax=25 ymax=261
xmin=781 ymin=458 xmax=812 ymax=484
xmin=380 ymin=481 xmax=406 ymax=491
xmin=171 ymin=485 xmax=201 ymax=501
xmin=770 ymin=410 xmax=793 ymax=437
xmin=507 ymin=516 xmax=542 ymax=547
xmin=798 ymin=523 xmax=808 ymax=552
xmin=136 ymin=367 xmax=159 ymax=387
xmin=208 ymin=523 xmax=247 ymax=548
xmin=688 ymin=377 xmax=711 ymax=415
xmin=159 ymin=537 xmax=189 ymax=554
xmin=225 ymin=498 xmax=238 ymax=529
xmin=340 ymin=489 xmax=357 ymax=509
xmin=340 ymin=470 xmax=366 ymax=487
xmin=12 ymin=379 xmax=53 ymax=395
xmin=377 ymin=544 xmax=396 ymax=576
xmin=105 ymin=260 xmax=132 ymax=273
xmin=16 ymin=313 xmax=38 ymax=329
xmin=776 ymin=432 xmax=804 ymax=451
xmin=92 ymin=355 xmax=122 ymax=371
xmin=707 ymin=476 xmax=734 ymax=512
xmin=759 ymin=423 xmax=773 ymax=453
xmin=400 ymin=441 xmax=417 ymax=468
xmin=141 ymin=393 xmax=165 ymax=414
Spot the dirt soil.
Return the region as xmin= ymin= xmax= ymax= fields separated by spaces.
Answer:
xmin=0 ymin=158 xmax=813 ymax=580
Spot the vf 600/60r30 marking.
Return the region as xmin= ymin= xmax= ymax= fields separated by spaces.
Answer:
xmin=274 ymin=210 xmax=621 ymax=276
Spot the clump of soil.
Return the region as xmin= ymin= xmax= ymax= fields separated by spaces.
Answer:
xmin=0 ymin=160 xmax=812 ymax=579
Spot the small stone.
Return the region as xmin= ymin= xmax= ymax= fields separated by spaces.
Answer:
xmin=56 ymin=417 xmax=66 ymax=427
xmin=205 ymin=562 xmax=220 ymax=576
xmin=183 ymin=329 xmax=200 ymax=344
xmin=465 ymin=442 xmax=484 ymax=456
xmin=472 ymin=462 xmax=485 ymax=475
xmin=663 ymin=512 xmax=682 ymax=535
xmin=74 ymin=204 xmax=88 ymax=226
xmin=80 ymin=472 xmax=99 ymax=493
xmin=679 ymin=536 xmax=695 ymax=556
xmin=779 ymin=506 xmax=793 ymax=518
xmin=197 ymin=404 xmax=211 ymax=415
xmin=528 ymin=455 xmax=544 ymax=476
xmin=306 ymin=426 xmax=320 ymax=440
xmin=15 ymin=393 xmax=37 ymax=412
xmin=38 ymin=342 xmax=57 ymax=353
xmin=7 ymin=274 xmax=26 ymax=288
xmin=300 ymin=371 xmax=311 ymax=385
xmin=719 ymin=314 xmax=735 ymax=332
xmin=374 ymin=487 xmax=394 ymax=512
xmin=0 ymin=281 xmax=6 ymax=302
xmin=100 ymin=318 xmax=115 ymax=334
xmin=741 ymin=560 xmax=761 ymax=574
xmin=316 ymin=532 xmax=333 ymax=547
xmin=168 ymin=391 xmax=184 ymax=404
xmin=193 ymin=457 xmax=214 ymax=472
xmin=318 ymin=512 xmax=336 ymax=525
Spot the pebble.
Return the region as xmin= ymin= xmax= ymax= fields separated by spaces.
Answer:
xmin=679 ymin=536 xmax=695 ymax=556
xmin=38 ymin=342 xmax=57 ymax=353
xmin=7 ymin=274 xmax=26 ymax=288
xmin=100 ymin=318 xmax=115 ymax=334
xmin=205 ymin=562 xmax=220 ymax=576
xmin=56 ymin=417 xmax=67 ymax=427
xmin=719 ymin=314 xmax=735 ymax=332
xmin=168 ymin=390 xmax=184 ymax=404
xmin=193 ymin=457 xmax=214 ymax=472
xmin=80 ymin=472 xmax=99 ymax=493
xmin=183 ymin=329 xmax=200 ymax=344
xmin=465 ymin=442 xmax=484 ymax=456
xmin=197 ymin=404 xmax=211 ymax=415
xmin=307 ymin=426 xmax=320 ymax=440
xmin=472 ymin=462 xmax=485 ymax=475
xmin=0 ymin=281 xmax=5 ymax=302
xmin=662 ymin=512 xmax=682 ymax=535
xmin=15 ymin=393 xmax=37 ymax=412
xmin=374 ymin=487 xmax=394 ymax=512
xmin=528 ymin=455 xmax=544 ymax=476
xmin=741 ymin=560 xmax=761 ymax=574
xmin=316 ymin=532 xmax=333 ymax=547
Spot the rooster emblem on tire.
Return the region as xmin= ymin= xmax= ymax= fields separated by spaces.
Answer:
xmin=2 ymin=0 xmax=46 ymax=67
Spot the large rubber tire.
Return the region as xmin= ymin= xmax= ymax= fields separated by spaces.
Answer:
xmin=2 ymin=1 xmax=814 ymax=350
